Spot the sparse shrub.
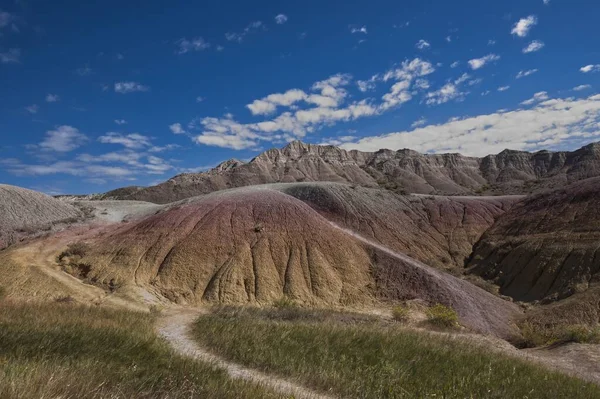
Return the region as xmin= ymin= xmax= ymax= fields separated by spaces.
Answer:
xmin=57 ymin=242 xmax=90 ymax=262
xmin=254 ymin=223 xmax=264 ymax=233
xmin=426 ymin=304 xmax=459 ymax=328
xmin=273 ymin=296 xmax=297 ymax=309
xmin=520 ymin=322 xmax=600 ymax=347
xmin=55 ymin=295 xmax=75 ymax=303
xmin=0 ymin=286 xmax=6 ymax=300
xmin=392 ymin=305 xmax=410 ymax=322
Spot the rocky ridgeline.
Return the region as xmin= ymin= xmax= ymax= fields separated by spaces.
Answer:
xmin=100 ymin=140 xmax=600 ymax=204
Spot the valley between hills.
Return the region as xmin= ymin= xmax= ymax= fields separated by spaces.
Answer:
xmin=2 ymin=141 xmax=600 ymax=398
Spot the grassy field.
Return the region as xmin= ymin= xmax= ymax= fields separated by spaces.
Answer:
xmin=0 ymin=301 xmax=278 ymax=399
xmin=193 ymin=306 xmax=600 ymax=399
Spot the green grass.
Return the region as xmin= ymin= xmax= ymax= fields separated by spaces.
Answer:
xmin=0 ymin=301 xmax=278 ymax=399
xmin=425 ymin=303 xmax=459 ymax=328
xmin=520 ymin=322 xmax=600 ymax=347
xmin=193 ymin=306 xmax=600 ymax=399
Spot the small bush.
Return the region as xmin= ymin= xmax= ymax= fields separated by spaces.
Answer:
xmin=426 ymin=304 xmax=459 ymax=328
xmin=520 ymin=322 xmax=600 ymax=347
xmin=392 ymin=305 xmax=410 ymax=322
xmin=57 ymin=242 xmax=90 ymax=262
xmin=273 ymin=296 xmax=297 ymax=309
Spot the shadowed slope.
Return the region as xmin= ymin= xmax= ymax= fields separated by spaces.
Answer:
xmin=279 ymin=183 xmax=521 ymax=271
xmin=0 ymin=184 xmax=81 ymax=249
xmin=468 ymin=177 xmax=600 ymax=302
xmin=77 ymin=187 xmax=521 ymax=338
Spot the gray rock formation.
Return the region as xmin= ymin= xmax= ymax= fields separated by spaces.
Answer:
xmin=100 ymin=141 xmax=600 ymax=204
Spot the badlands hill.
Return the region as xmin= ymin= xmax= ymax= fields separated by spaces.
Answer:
xmin=0 ymin=184 xmax=81 ymax=249
xmin=101 ymin=140 xmax=600 ymax=204
xmin=74 ymin=185 xmax=520 ymax=338
xmin=468 ymin=177 xmax=600 ymax=303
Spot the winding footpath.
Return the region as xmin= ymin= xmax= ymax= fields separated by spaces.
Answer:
xmin=157 ymin=309 xmax=333 ymax=399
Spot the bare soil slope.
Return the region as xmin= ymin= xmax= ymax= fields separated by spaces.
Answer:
xmin=0 ymin=184 xmax=81 ymax=249
xmin=279 ymin=183 xmax=521 ymax=271
xmin=101 ymin=141 xmax=600 ymax=204
xmin=77 ymin=187 xmax=520 ymax=338
xmin=468 ymin=177 xmax=600 ymax=302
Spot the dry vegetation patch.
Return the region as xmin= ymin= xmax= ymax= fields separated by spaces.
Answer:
xmin=0 ymin=301 xmax=277 ymax=398
xmin=193 ymin=306 xmax=600 ymax=398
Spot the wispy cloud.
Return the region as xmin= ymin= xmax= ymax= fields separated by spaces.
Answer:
xmin=581 ymin=65 xmax=600 ymax=73
xmin=415 ymin=39 xmax=430 ymax=50
xmin=498 ymin=86 xmax=510 ymax=92
xmin=468 ymin=54 xmax=500 ymax=70
xmin=0 ymin=48 xmax=20 ymax=63
xmin=523 ymin=40 xmax=544 ymax=53
xmin=114 ymin=81 xmax=149 ymax=93
xmin=521 ymin=91 xmax=549 ymax=105
xmin=516 ymin=69 xmax=538 ymax=79
xmin=350 ymin=25 xmax=367 ymax=34
xmin=39 ymin=126 xmax=88 ymax=152
xmin=169 ymin=123 xmax=186 ymax=134
xmin=45 ymin=94 xmax=59 ymax=102
xmin=225 ymin=21 xmax=265 ymax=43
xmin=25 ymin=104 xmax=39 ymax=114
xmin=175 ymin=37 xmax=210 ymax=54
xmin=573 ymin=84 xmax=591 ymax=91
xmin=75 ymin=65 xmax=92 ymax=76
xmin=114 ymin=119 xmax=127 ymax=125
xmin=98 ymin=132 xmax=152 ymax=149
xmin=275 ymin=14 xmax=288 ymax=24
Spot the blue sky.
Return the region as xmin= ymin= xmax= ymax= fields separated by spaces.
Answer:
xmin=1 ymin=0 xmax=600 ymax=194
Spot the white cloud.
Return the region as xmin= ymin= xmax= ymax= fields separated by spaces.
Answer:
xmin=468 ymin=54 xmax=500 ymax=70
xmin=416 ymin=39 xmax=431 ymax=50
xmin=573 ymin=84 xmax=592 ymax=91
xmin=521 ymin=91 xmax=549 ymax=105
xmin=581 ymin=65 xmax=600 ymax=73
xmin=225 ymin=21 xmax=264 ymax=43
xmin=516 ymin=69 xmax=538 ymax=79
xmin=98 ymin=132 xmax=152 ymax=149
xmin=339 ymin=94 xmax=600 ymax=157
xmin=39 ymin=126 xmax=87 ymax=152
xmin=357 ymin=79 xmax=377 ymax=92
xmin=45 ymin=94 xmax=59 ymax=103
xmin=25 ymin=104 xmax=38 ymax=114
xmin=0 ymin=48 xmax=20 ymax=64
xmin=319 ymin=135 xmax=357 ymax=146
xmin=275 ymin=14 xmax=288 ymax=24
xmin=191 ymin=58 xmax=434 ymax=150
xmin=411 ymin=118 xmax=427 ymax=128
xmin=498 ymin=86 xmax=510 ymax=92
xmin=114 ymin=81 xmax=149 ymax=93
xmin=450 ymin=61 xmax=460 ymax=68
xmin=426 ymin=83 xmax=465 ymax=105
xmin=196 ymin=96 xmax=205 ymax=103
xmin=0 ymin=10 xmax=14 ymax=28
xmin=511 ymin=15 xmax=538 ymax=37
xmin=75 ymin=65 xmax=92 ymax=76
xmin=350 ymin=26 xmax=367 ymax=34
xmin=523 ymin=40 xmax=544 ymax=53
xmin=543 ymin=0 xmax=550 ymax=4
xmin=488 ymin=39 xmax=496 ymax=46
xmin=114 ymin=119 xmax=127 ymax=125
xmin=454 ymin=73 xmax=471 ymax=85
xmin=176 ymin=37 xmax=210 ymax=54
xmin=445 ymin=36 xmax=452 ymax=42
xmin=481 ymin=91 xmax=491 ymax=96
xmin=169 ymin=123 xmax=186 ymax=134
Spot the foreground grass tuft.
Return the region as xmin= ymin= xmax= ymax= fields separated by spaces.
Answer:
xmin=520 ymin=321 xmax=600 ymax=347
xmin=0 ymin=301 xmax=277 ymax=399
xmin=425 ymin=303 xmax=460 ymax=328
xmin=193 ymin=306 xmax=600 ymax=399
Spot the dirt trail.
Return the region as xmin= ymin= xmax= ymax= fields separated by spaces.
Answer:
xmin=157 ymin=309 xmax=333 ymax=399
